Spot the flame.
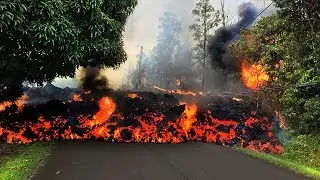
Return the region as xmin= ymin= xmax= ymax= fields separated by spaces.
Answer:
xmin=128 ymin=93 xmax=138 ymax=99
xmin=153 ymin=86 xmax=199 ymax=96
xmin=176 ymin=79 xmax=181 ymax=86
xmin=0 ymin=101 xmax=12 ymax=112
xmin=0 ymin=93 xmax=283 ymax=154
xmin=72 ymin=94 xmax=83 ymax=102
xmin=241 ymin=61 xmax=269 ymax=90
xmin=232 ymin=97 xmax=242 ymax=102
xmin=0 ymin=95 xmax=28 ymax=112
xmin=180 ymin=103 xmax=197 ymax=134
xmin=85 ymin=97 xmax=116 ymax=127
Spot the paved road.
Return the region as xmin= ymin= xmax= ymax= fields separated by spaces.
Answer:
xmin=32 ymin=141 xmax=310 ymax=180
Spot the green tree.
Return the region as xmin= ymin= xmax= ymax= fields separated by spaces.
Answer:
xmin=189 ymin=0 xmax=221 ymax=91
xmin=153 ymin=12 xmax=182 ymax=89
xmin=0 ymin=0 xmax=137 ymax=101
xmin=230 ymin=0 xmax=320 ymax=134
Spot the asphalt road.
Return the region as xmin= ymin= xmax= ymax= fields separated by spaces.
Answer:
xmin=32 ymin=141 xmax=310 ymax=180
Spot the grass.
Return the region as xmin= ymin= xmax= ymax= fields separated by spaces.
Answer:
xmin=238 ymin=148 xmax=320 ymax=179
xmin=0 ymin=143 xmax=51 ymax=180
xmin=237 ymin=134 xmax=320 ymax=179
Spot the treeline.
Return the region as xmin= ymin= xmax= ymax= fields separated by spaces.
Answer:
xmin=128 ymin=0 xmax=228 ymax=91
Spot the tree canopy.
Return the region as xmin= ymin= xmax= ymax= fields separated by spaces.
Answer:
xmin=230 ymin=0 xmax=320 ymax=134
xmin=151 ymin=12 xmax=182 ymax=89
xmin=0 ymin=0 xmax=137 ymax=101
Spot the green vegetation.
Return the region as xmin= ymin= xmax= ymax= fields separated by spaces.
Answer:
xmin=0 ymin=0 xmax=138 ymax=101
xmin=0 ymin=143 xmax=51 ymax=180
xmin=230 ymin=1 xmax=320 ymax=134
xmin=231 ymin=1 xmax=320 ymax=176
xmin=238 ymin=134 xmax=320 ymax=179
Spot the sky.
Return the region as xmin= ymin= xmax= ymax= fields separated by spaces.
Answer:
xmin=52 ymin=0 xmax=276 ymax=89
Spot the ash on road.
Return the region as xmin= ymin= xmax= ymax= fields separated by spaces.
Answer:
xmin=32 ymin=142 xmax=309 ymax=180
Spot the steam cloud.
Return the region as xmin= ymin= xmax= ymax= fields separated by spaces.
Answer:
xmin=207 ymin=3 xmax=258 ymax=73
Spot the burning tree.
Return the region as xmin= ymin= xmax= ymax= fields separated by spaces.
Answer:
xmin=230 ymin=1 xmax=320 ymax=134
xmin=0 ymin=0 xmax=137 ymax=102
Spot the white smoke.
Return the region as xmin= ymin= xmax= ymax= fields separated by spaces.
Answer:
xmin=53 ymin=0 xmax=277 ymax=89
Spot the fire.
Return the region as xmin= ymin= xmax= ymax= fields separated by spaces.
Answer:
xmin=241 ymin=61 xmax=269 ymax=90
xmin=128 ymin=93 xmax=138 ymax=99
xmin=85 ymin=97 xmax=116 ymax=127
xmin=153 ymin=86 xmax=198 ymax=96
xmin=72 ymin=94 xmax=83 ymax=102
xmin=232 ymin=97 xmax=242 ymax=102
xmin=0 ymin=101 xmax=12 ymax=112
xmin=0 ymin=95 xmax=28 ymax=112
xmin=180 ymin=103 xmax=197 ymax=134
xmin=176 ymin=79 xmax=181 ymax=86
xmin=0 ymin=92 xmax=284 ymax=154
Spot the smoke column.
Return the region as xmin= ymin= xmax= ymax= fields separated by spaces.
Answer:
xmin=78 ymin=67 xmax=110 ymax=92
xmin=207 ymin=3 xmax=258 ymax=73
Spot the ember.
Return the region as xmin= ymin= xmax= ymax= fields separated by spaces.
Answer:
xmin=0 ymin=91 xmax=283 ymax=154
xmin=128 ymin=93 xmax=138 ymax=99
xmin=73 ymin=94 xmax=83 ymax=102
xmin=241 ymin=60 xmax=269 ymax=90
xmin=176 ymin=79 xmax=181 ymax=86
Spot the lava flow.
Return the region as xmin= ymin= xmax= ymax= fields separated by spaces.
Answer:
xmin=153 ymin=86 xmax=201 ymax=96
xmin=0 ymin=91 xmax=283 ymax=154
xmin=241 ymin=60 xmax=269 ymax=90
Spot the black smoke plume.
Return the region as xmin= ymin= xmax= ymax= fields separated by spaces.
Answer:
xmin=78 ymin=67 xmax=110 ymax=92
xmin=207 ymin=3 xmax=258 ymax=73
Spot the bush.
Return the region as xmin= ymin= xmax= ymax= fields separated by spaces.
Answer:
xmin=283 ymin=135 xmax=320 ymax=169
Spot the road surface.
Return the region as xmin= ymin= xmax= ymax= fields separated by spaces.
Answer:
xmin=32 ymin=141 xmax=310 ymax=180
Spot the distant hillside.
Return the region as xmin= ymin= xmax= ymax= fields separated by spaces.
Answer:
xmin=25 ymin=83 xmax=81 ymax=103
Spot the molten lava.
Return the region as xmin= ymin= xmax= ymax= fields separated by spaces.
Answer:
xmin=128 ymin=93 xmax=138 ymax=99
xmin=0 ymin=95 xmax=28 ymax=112
xmin=85 ymin=97 xmax=116 ymax=127
xmin=0 ymin=91 xmax=283 ymax=154
xmin=241 ymin=61 xmax=269 ymax=90
xmin=180 ymin=103 xmax=197 ymax=135
xmin=73 ymin=94 xmax=83 ymax=102
xmin=153 ymin=86 xmax=199 ymax=96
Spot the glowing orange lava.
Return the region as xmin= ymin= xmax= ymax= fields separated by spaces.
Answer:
xmin=73 ymin=94 xmax=83 ymax=102
xmin=0 ymin=95 xmax=28 ymax=112
xmin=85 ymin=97 xmax=116 ymax=127
xmin=128 ymin=93 xmax=138 ymax=99
xmin=0 ymin=93 xmax=284 ymax=154
xmin=0 ymin=101 xmax=12 ymax=112
xmin=241 ymin=61 xmax=269 ymax=90
xmin=153 ymin=86 xmax=198 ymax=96
xmin=180 ymin=103 xmax=197 ymax=134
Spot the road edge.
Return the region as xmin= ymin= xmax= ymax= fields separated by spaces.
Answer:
xmin=235 ymin=148 xmax=320 ymax=180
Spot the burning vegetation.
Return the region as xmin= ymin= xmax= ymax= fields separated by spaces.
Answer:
xmin=0 ymin=88 xmax=283 ymax=154
xmin=241 ymin=61 xmax=270 ymax=90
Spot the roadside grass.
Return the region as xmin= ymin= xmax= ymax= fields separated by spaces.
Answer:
xmin=0 ymin=142 xmax=51 ymax=180
xmin=237 ymin=134 xmax=320 ymax=179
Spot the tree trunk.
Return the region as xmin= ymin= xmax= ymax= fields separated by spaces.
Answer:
xmin=136 ymin=46 xmax=143 ymax=90
xmin=201 ymin=3 xmax=208 ymax=92
xmin=221 ymin=0 xmax=226 ymax=27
